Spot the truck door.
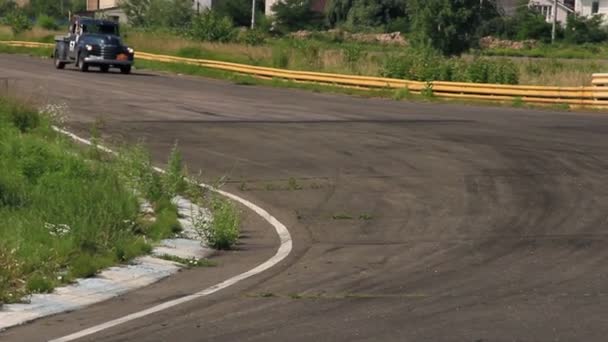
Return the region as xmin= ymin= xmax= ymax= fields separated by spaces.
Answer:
xmin=67 ymin=21 xmax=79 ymax=60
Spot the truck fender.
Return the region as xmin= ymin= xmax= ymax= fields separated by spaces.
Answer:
xmin=54 ymin=41 xmax=68 ymax=61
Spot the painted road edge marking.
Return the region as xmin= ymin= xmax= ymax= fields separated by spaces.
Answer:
xmin=48 ymin=127 xmax=293 ymax=342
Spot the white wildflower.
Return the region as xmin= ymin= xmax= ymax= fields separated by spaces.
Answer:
xmin=38 ymin=102 xmax=69 ymax=127
xmin=45 ymin=222 xmax=72 ymax=237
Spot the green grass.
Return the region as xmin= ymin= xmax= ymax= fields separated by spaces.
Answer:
xmin=192 ymin=196 xmax=241 ymax=250
xmin=332 ymin=213 xmax=354 ymax=220
xmin=158 ymin=254 xmax=217 ymax=267
xmin=481 ymin=43 xmax=608 ymax=60
xmin=0 ymin=44 xmax=52 ymax=58
xmin=0 ymin=98 xmax=183 ymax=305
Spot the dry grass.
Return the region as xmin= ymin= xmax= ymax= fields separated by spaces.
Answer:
xmin=0 ymin=25 xmax=61 ymax=42
xmin=514 ymin=57 xmax=608 ymax=87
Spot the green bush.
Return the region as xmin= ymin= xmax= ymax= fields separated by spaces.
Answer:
xmin=190 ymin=9 xmax=236 ymax=42
xmin=5 ymin=10 xmax=31 ymax=35
xmin=162 ymin=142 xmax=187 ymax=198
xmin=272 ymin=46 xmax=290 ymax=68
xmin=215 ymin=0 xmax=264 ymax=27
xmin=564 ymin=14 xmax=608 ymax=44
xmin=196 ymin=197 xmax=240 ymax=250
xmin=272 ymin=0 xmax=324 ymax=32
xmin=36 ymin=14 xmax=58 ymax=30
xmin=239 ymin=29 xmax=267 ymax=46
xmin=342 ymin=44 xmax=365 ymax=67
xmin=381 ymin=48 xmax=519 ymax=84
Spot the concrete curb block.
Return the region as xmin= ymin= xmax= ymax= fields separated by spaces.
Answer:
xmin=0 ymin=195 xmax=213 ymax=331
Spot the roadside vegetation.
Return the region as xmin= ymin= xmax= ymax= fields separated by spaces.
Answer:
xmin=0 ymin=97 xmax=241 ymax=306
xmin=2 ymin=0 xmax=608 ymax=87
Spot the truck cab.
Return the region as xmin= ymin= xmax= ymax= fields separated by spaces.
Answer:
xmin=54 ymin=17 xmax=134 ymax=74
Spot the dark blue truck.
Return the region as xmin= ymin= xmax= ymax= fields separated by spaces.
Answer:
xmin=53 ymin=16 xmax=134 ymax=74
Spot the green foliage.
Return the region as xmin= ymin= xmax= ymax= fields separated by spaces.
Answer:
xmin=215 ymin=0 xmax=264 ymax=27
xmin=0 ymin=97 xmax=149 ymax=301
xmin=239 ymin=29 xmax=267 ymax=46
xmin=37 ymin=14 xmax=59 ymax=30
xmin=5 ymin=9 xmax=31 ymax=35
xmin=392 ymin=87 xmax=410 ymax=100
xmin=116 ymin=144 xmax=163 ymax=201
xmin=26 ymin=274 xmax=54 ymax=293
xmin=381 ymin=47 xmax=518 ymax=84
xmin=513 ymin=4 xmax=553 ymax=42
xmin=0 ymin=0 xmax=16 ymax=17
xmin=564 ymin=14 xmax=608 ymax=44
xmin=326 ymin=0 xmax=408 ymax=32
xmin=194 ymin=197 xmax=240 ymax=250
xmin=190 ymin=9 xmax=236 ymax=42
xmin=409 ymin=0 xmax=500 ymax=55
xmin=120 ymin=0 xmax=194 ymax=30
xmin=272 ymin=0 xmax=324 ymax=32
xmin=466 ymin=57 xmax=519 ymax=84
xmin=163 ymin=142 xmax=187 ymax=198
xmin=5 ymin=99 xmax=39 ymax=132
xmin=272 ymin=46 xmax=290 ymax=68
xmin=342 ymin=43 xmax=365 ymax=68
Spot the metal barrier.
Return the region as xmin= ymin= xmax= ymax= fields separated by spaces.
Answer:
xmin=3 ymin=40 xmax=608 ymax=109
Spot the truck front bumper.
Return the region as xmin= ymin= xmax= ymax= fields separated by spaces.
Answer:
xmin=84 ymin=56 xmax=133 ymax=65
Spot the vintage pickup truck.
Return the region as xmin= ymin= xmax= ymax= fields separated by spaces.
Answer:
xmin=53 ymin=16 xmax=134 ymax=74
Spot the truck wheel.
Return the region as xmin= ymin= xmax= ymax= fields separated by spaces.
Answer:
xmin=100 ymin=65 xmax=109 ymax=73
xmin=54 ymin=51 xmax=65 ymax=70
xmin=120 ymin=65 xmax=131 ymax=75
xmin=77 ymin=54 xmax=88 ymax=72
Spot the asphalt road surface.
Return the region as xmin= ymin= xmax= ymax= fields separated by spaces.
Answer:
xmin=2 ymin=54 xmax=608 ymax=342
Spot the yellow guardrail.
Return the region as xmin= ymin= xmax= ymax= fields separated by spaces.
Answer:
xmin=4 ymin=40 xmax=608 ymax=109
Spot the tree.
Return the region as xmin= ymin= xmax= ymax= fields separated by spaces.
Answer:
xmin=0 ymin=0 xmax=16 ymax=17
xmin=564 ymin=14 xmax=607 ymax=44
xmin=119 ymin=0 xmax=150 ymax=27
xmin=326 ymin=0 xmax=408 ymax=31
xmin=408 ymin=0 xmax=500 ymax=55
xmin=272 ymin=0 xmax=324 ymax=32
xmin=119 ymin=0 xmax=193 ymax=29
xmin=214 ymin=0 xmax=264 ymax=27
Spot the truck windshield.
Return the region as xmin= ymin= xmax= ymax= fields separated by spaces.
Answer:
xmin=84 ymin=24 xmax=118 ymax=35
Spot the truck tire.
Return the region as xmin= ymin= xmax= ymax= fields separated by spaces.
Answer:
xmin=54 ymin=50 xmax=65 ymax=70
xmin=77 ymin=53 xmax=89 ymax=72
xmin=100 ymin=65 xmax=109 ymax=73
xmin=120 ymin=65 xmax=131 ymax=75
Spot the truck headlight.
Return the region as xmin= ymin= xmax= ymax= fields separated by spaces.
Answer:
xmin=127 ymin=47 xmax=134 ymax=54
xmin=85 ymin=44 xmax=93 ymax=51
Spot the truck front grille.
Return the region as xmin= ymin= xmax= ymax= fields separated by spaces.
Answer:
xmin=90 ymin=45 xmax=120 ymax=59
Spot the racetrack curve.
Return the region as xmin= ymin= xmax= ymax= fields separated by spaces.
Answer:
xmin=1 ymin=54 xmax=608 ymax=341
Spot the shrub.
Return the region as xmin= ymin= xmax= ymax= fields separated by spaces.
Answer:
xmin=215 ymin=0 xmax=264 ymax=27
xmin=121 ymin=0 xmax=194 ymax=30
xmin=36 ymin=14 xmax=58 ymax=30
xmin=194 ymin=197 xmax=240 ymax=250
xmin=381 ymin=48 xmax=519 ymax=84
xmin=239 ymin=29 xmax=267 ymax=46
xmin=272 ymin=46 xmax=290 ymax=68
xmin=5 ymin=9 xmax=31 ymax=35
xmin=162 ymin=142 xmax=187 ymax=198
xmin=342 ymin=44 xmax=365 ymax=67
xmin=26 ymin=273 xmax=54 ymax=293
xmin=190 ymin=9 xmax=236 ymax=42
xmin=8 ymin=102 xmax=40 ymax=132
xmin=0 ymin=246 xmax=23 ymax=305
xmin=272 ymin=0 xmax=324 ymax=32
xmin=564 ymin=14 xmax=608 ymax=44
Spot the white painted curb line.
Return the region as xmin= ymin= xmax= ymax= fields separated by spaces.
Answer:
xmin=46 ymin=127 xmax=293 ymax=342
